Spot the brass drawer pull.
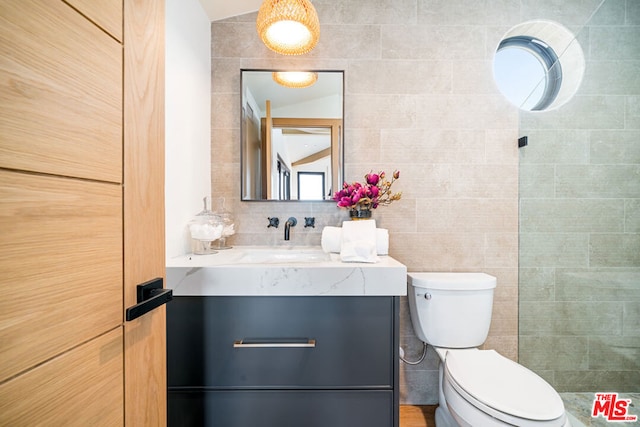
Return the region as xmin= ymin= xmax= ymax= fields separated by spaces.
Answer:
xmin=233 ymin=338 xmax=316 ymax=348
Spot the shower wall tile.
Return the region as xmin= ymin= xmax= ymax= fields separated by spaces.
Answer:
xmin=589 ymin=336 xmax=640 ymax=370
xmin=519 ymin=232 xmax=589 ymax=268
xmin=590 ymin=27 xmax=640 ymax=60
xmin=555 ymin=269 xmax=640 ymax=302
xmin=519 ymin=336 xmax=589 ymax=371
xmin=519 ymin=301 xmax=623 ymax=336
xmin=585 ymin=0 xmax=626 ymax=25
xmin=626 ymin=199 xmax=640 ymax=232
xmin=590 ymin=234 xmax=640 ymax=267
xmin=555 ymin=370 xmax=640 ymax=393
xmin=513 ymin=130 xmax=590 ymax=164
xmin=581 ymin=61 xmax=640 ymax=95
xmin=520 ymin=95 xmax=625 ymax=130
xmin=518 ymin=164 xmax=556 ymax=198
xmin=520 ymin=0 xmax=609 ymax=26
xmin=518 ymin=0 xmax=640 ymax=394
xmin=520 ymin=199 xmax=625 ymax=232
xmin=591 ymin=130 xmax=640 ymax=164
xmin=627 ymin=95 xmax=640 ymax=128
xmin=555 ymin=165 xmax=640 ymax=198
xmin=623 ymin=302 xmax=640 ymax=336
xmin=519 ymin=267 xmax=556 ymax=302
xmin=630 ymin=0 xmax=640 ymax=25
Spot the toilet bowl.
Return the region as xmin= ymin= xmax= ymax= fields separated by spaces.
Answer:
xmin=436 ymin=348 xmax=569 ymax=427
xmin=407 ymin=272 xmax=571 ymax=427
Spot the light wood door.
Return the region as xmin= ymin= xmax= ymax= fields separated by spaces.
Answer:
xmin=123 ymin=0 xmax=167 ymax=424
xmin=0 ymin=0 xmax=166 ymax=424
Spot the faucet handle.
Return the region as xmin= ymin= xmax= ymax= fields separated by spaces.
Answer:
xmin=267 ymin=217 xmax=279 ymax=228
xmin=286 ymin=217 xmax=297 ymax=226
xmin=304 ymin=217 xmax=315 ymax=228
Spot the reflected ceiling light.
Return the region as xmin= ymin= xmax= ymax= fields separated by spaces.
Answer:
xmin=256 ymin=0 xmax=320 ymax=55
xmin=272 ymin=71 xmax=318 ymax=88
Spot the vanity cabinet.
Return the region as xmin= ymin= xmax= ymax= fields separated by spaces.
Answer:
xmin=167 ymin=295 xmax=400 ymax=427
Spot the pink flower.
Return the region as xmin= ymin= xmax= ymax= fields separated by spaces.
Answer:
xmin=332 ymin=169 xmax=402 ymax=210
xmin=365 ymin=173 xmax=380 ymax=186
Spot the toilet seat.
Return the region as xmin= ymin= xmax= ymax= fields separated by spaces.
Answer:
xmin=444 ymin=349 xmax=566 ymax=425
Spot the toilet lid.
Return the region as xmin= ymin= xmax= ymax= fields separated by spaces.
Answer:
xmin=444 ymin=350 xmax=565 ymax=421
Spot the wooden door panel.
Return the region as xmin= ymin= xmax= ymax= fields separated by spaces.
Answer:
xmin=123 ymin=0 xmax=166 ymax=424
xmin=0 ymin=0 xmax=122 ymax=183
xmin=64 ymin=0 xmax=123 ymax=42
xmin=0 ymin=170 xmax=122 ymax=382
xmin=0 ymin=328 xmax=123 ymax=426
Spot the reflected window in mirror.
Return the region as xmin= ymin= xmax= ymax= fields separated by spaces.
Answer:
xmin=298 ymin=172 xmax=325 ymax=200
xmin=241 ymin=70 xmax=344 ymax=201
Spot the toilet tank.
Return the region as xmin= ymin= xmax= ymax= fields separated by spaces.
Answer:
xmin=407 ymin=273 xmax=496 ymax=348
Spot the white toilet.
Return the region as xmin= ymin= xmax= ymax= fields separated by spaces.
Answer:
xmin=407 ymin=272 xmax=571 ymax=427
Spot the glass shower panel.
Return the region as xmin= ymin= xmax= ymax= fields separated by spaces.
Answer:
xmin=518 ymin=0 xmax=640 ymax=393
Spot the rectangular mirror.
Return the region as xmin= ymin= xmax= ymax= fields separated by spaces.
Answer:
xmin=241 ymin=70 xmax=344 ymax=201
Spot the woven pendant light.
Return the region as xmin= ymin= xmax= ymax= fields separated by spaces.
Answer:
xmin=256 ymin=0 xmax=320 ymax=55
xmin=272 ymin=71 xmax=318 ymax=88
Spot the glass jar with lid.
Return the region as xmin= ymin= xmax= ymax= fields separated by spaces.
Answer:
xmin=188 ymin=196 xmax=223 ymax=254
xmin=211 ymin=197 xmax=235 ymax=250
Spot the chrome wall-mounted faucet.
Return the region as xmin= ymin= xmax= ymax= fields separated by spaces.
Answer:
xmin=284 ymin=217 xmax=297 ymax=241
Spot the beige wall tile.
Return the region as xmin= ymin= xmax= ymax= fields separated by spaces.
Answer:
xmin=209 ymin=0 xmax=639 ymax=397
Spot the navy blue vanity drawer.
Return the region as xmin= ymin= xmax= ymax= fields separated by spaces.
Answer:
xmin=167 ymin=389 xmax=393 ymax=427
xmin=167 ymin=296 xmax=394 ymax=388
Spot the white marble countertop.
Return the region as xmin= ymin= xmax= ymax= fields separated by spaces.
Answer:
xmin=166 ymin=246 xmax=407 ymax=296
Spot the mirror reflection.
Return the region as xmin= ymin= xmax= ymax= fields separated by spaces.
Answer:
xmin=241 ymin=70 xmax=344 ymax=201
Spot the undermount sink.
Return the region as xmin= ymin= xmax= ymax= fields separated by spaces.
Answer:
xmin=237 ymin=247 xmax=331 ymax=264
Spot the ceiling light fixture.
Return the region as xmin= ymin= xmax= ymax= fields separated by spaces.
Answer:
xmin=256 ymin=0 xmax=320 ymax=56
xmin=272 ymin=71 xmax=318 ymax=88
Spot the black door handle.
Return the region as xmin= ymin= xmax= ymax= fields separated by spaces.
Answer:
xmin=125 ymin=277 xmax=172 ymax=321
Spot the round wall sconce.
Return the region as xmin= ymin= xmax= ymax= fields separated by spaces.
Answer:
xmin=256 ymin=0 xmax=320 ymax=55
xmin=272 ymin=71 xmax=318 ymax=88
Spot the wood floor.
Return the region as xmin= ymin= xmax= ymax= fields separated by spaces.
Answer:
xmin=399 ymin=405 xmax=437 ymax=427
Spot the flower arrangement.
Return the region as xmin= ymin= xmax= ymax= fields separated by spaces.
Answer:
xmin=333 ymin=170 xmax=402 ymax=214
